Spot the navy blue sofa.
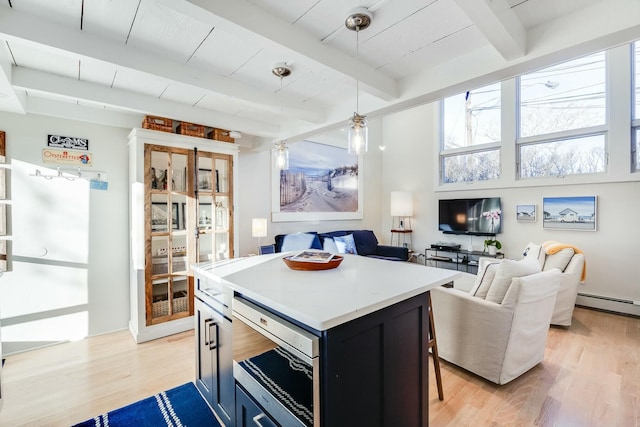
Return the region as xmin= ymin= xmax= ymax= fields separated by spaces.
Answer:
xmin=274 ymin=230 xmax=409 ymax=262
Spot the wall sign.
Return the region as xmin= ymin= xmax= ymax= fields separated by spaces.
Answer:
xmin=42 ymin=148 xmax=93 ymax=166
xmin=47 ymin=134 xmax=89 ymax=150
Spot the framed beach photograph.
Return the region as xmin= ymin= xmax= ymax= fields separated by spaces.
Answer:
xmin=516 ymin=204 xmax=536 ymax=222
xmin=271 ymin=140 xmax=363 ymax=222
xmin=543 ymin=196 xmax=597 ymax=231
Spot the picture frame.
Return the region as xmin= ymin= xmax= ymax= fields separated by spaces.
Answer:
xmin=198 ymin=168 xmax=212 ymax=191
xmin=151 ymin=202 xmax=179 ymax=231
xmin=172 ymin=168 xmax=184 ymax=192
xmin=271 ymin=140 xmax=363 ymax=222
xmin=197 ymin=203 xmax=213 ymax=230
xmin=516 ymin=204 xmax=536 ymax=222
xmin=543 ymin=196 xmax=597 ymax=231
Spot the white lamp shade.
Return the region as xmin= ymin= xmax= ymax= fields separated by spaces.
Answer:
xmin=390 ymin=191 xmax=413 ymax=217
xmin=251 ymin=218 xmax=268 ymax=238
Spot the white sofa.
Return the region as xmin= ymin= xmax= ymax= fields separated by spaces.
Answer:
xmin=431 ymin=268 xmax=561 ymax=385
xmin=455 ymin=241 xmax=585 ymax=326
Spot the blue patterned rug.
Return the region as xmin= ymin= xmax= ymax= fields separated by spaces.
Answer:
xmin=72 ymin=382 xmax=221 ymax=427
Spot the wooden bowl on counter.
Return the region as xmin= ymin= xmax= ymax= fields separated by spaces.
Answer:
xmin=282 ymin=255 xmax=344 ymax=271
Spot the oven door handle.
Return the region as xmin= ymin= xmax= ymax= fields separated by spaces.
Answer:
xmin=208 ymin=320 xmax=218 ymax=350
xmin=252 ymin=413 xmax=277 ymax=427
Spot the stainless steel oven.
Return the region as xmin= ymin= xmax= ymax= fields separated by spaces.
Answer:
xmin=232 ymin=295 xmax=320 ymax=427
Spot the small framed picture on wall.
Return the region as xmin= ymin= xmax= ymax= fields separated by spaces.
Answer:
xmin=516 ymin=204 xmax=536 ymax=222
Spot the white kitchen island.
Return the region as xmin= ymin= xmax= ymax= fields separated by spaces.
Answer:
xmin=193 ymin=253 xmax=459 ymax=427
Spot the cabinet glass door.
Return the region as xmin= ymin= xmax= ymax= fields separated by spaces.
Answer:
xmin=146 ymin=145 xmax=193 ymax=325
xmin=197 ymin=152 xmax=233 ymax=262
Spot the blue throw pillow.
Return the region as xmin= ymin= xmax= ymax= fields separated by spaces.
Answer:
xmin=352 ymin=230 xmax=378 ymax=256
xmin=334 ymin=234 xmax=358 ymax=254
xmin=323 ymin=237 xmax=339 ymax=253
xmin=281 ymin=233 xmax=320 ymax=252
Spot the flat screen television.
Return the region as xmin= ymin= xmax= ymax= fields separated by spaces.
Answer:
xmin=438 ymin=197 xmax=502 ymax=235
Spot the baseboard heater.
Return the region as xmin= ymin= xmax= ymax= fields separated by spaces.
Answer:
xmin=577 ymin=292 xmax=640 ymax=306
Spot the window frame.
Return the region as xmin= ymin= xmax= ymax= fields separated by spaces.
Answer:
xmin=436 ymin=43 xmax=639 ymax=190
xmin=439 ymin=84 xmax=503 ymax=184
xmin=515 ymin=51 xmax=609 ymax=180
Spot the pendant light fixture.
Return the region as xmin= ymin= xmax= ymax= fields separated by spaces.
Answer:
xmin=272 ymin=63 xmax=292 ymax=170
xmin=345 ymin=7 xmax=372 ymax=156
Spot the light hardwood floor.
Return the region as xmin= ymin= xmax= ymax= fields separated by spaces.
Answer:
xmin=0 ymin=307 xmax=638 ymax=427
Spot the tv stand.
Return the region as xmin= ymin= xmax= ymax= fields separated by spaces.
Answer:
xmin=426 ymin=245 xmax=503 ymax=274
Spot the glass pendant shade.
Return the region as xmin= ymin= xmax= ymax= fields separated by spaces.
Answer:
xmin=348 ymin=113 xmax=368 ymax=156
xmin=274 ymin=141 xmax=289 ymax=170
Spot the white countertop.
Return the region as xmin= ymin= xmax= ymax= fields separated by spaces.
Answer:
xmin=193 ymin=253 xmax=459 ymax=331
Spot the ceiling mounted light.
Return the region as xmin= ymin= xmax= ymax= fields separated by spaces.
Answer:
xmin=345 ymin=7 xmax=372 ymax=156
xmin=228 ymin=131 xmax=242 ymax=139
xmin=272 ymin=62 xmax=292 ymax=170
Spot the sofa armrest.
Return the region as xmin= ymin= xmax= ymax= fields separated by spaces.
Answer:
xmin=375 ymin=245 xmax=409 ymax=261
xmin=430 ymin=287 xmax=514 ymax=383
xmin=550 ymin=271 xmax=581 ymax=326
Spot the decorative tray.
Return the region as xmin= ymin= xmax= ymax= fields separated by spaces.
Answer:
xmin=282 ymin=255 xmax=344 ymax=271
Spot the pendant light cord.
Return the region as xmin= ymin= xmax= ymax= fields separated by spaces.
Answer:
xmin=280 ymin=75 xmax=283 ymax=141
xmin=356 ymin=27 xmax=360 ymax=114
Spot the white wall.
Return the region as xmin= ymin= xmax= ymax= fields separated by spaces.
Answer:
xmin=0 ymin=112 xmax=130 ymax=354
xmin=2 ymin=97 xmax=637 ymax=356
xmin=382 ymin=103 xmax=640 ymax=316
xmin=237 ymin=118 xmax=386 ymax=256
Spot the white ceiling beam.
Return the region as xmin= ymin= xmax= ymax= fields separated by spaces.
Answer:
xmin=12 ymin=67 xmax=280 ymax=137
xmin=0 ymin=41 xmax=26 ymax=114
xmin=0 ymin=8 xmax=324 ymax=124
xmin=286 ymin=1 xmax=640 ymax=144
xmin=25 ymin=97 xmax=143 ymax=130
xmin=453 ymin=0 xmax=526 ymax=60
xmin=157 ymin=0 xmax=399 ymax=101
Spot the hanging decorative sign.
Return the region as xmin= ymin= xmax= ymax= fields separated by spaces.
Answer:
xmin=42 ymin=148 xmax=93 ymax=166
xmin=47 ymin=134 xmax=89 ymax=150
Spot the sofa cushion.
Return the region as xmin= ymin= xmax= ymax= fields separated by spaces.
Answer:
xmin=280 ymin=233 xmax=322 ymax=252
xmin=323 ymin=237 xmax=339 ymax=253
xmin=352 ymin=230 xmax=378 ymax=256
xmin=471 ymin=262 xmax=500 ymax=299
xmin=334 ymin=234 xmax=358 ymax=254
xmin=543 ymin=247 xmax=575 ymax=272
xmin=485 ymin=259 xmax=542 ymax=304
xmin=522 ymin=241 xmax=545 ymax=267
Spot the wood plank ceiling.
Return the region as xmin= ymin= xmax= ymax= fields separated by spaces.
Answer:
xmin=0 ymin=0 xmax=637 ymax=148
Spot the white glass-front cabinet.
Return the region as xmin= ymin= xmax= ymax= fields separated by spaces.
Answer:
xmin=128 ymin=128 xmax=237 ymax=343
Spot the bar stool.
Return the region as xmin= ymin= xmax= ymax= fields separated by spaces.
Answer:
xmin=427 ymin=291 xmax=444 ymax=401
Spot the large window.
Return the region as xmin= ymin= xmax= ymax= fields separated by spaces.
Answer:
xmin=439 ymin=43 xmax=639 ymax=185
xmin=517 ymin=52 xmax=607 ymax=178
xmin=441 ymin=83 xmax=501 ymax=183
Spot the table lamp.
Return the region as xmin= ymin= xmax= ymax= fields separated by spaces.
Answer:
xmin=252 ymin=218 xmax=268 ymax=252
xmin=390 ymin=191 xmax=413 ymax=231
